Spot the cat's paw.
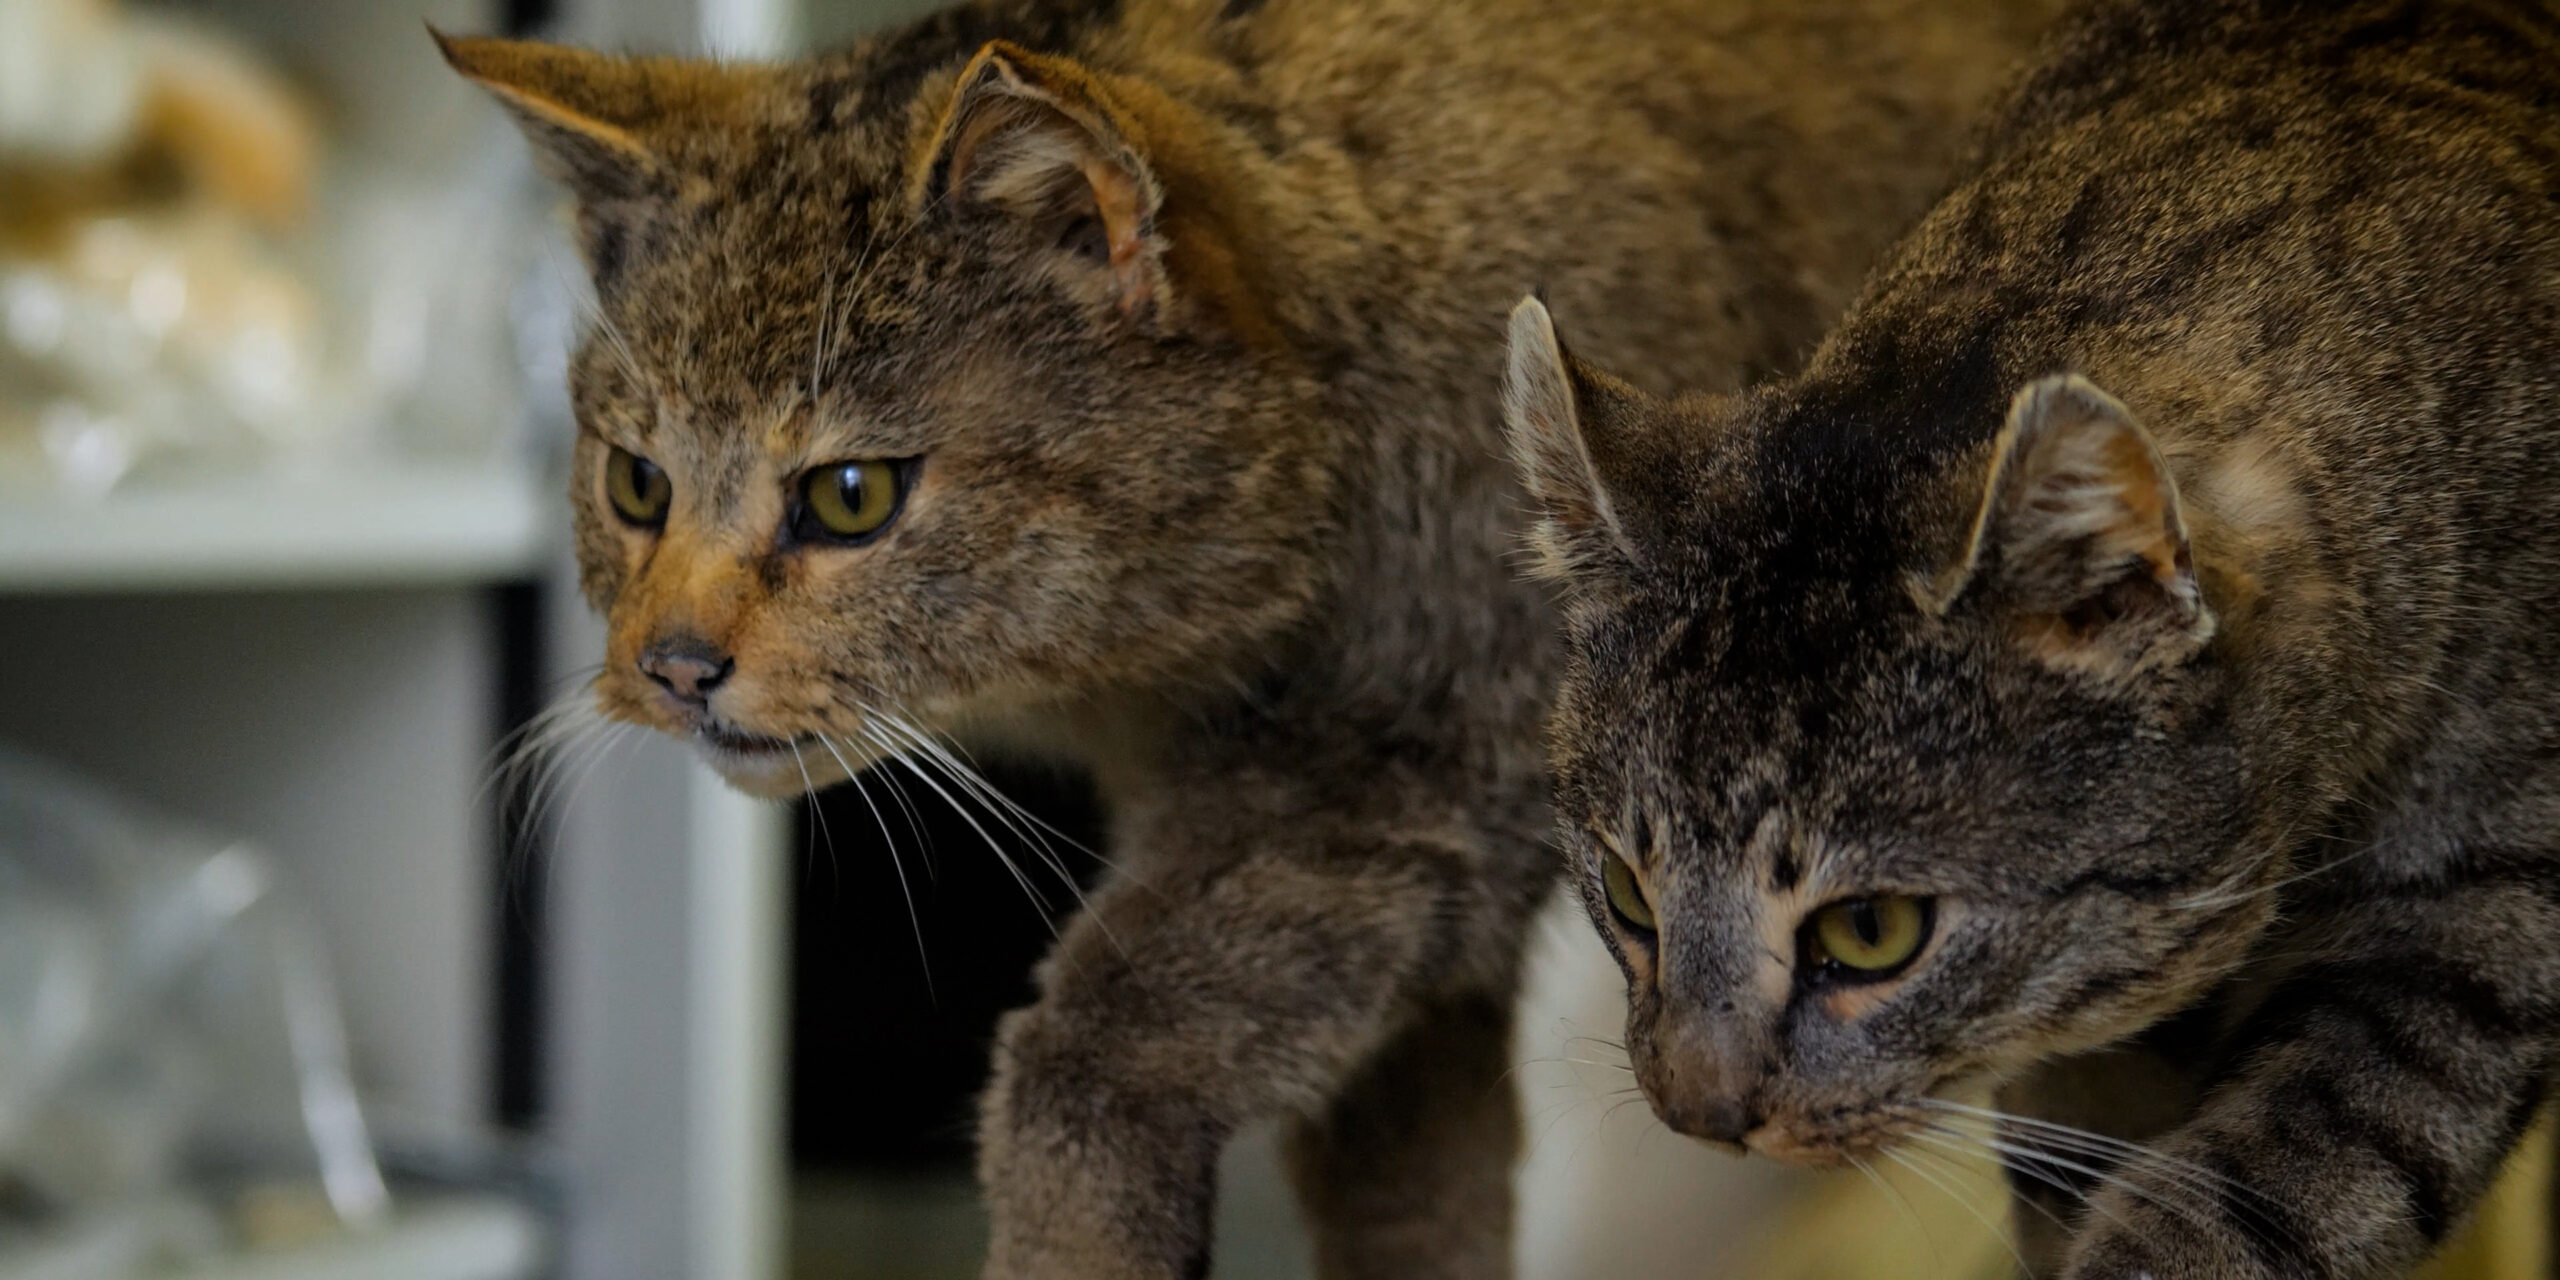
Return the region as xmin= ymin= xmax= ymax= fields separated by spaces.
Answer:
xmin=2060 ymin=1210 xmax=2275 ymax=1280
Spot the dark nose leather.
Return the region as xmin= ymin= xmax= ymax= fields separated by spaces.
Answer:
xmin=639 ymin=634 xmax=734 ymax=705
xmin=1641 ymin=1012 xmax=1766 ymax=1148
xmin=1676 ymin=1095 xmax=1758 ymax=1147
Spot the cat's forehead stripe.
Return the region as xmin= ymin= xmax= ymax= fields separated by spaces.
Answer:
xmin=1768 ymin=825 xmax=1804 ymax=892
xmin=804 ymin=412 xmax=904 ymax=463
xmin=759 ymin=394 xmax=810 ymax=457
xmin=1744 ymin=808 xmax=1788 ymax=870
xmin=1745 ymin=808 xmax=1834 ymax=900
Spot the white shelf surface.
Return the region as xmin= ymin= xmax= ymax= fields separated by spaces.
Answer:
xmin=0 ymin=461 xmax=556 ymax=593
xmin=171 ymin=1196 xmax=550 ymax=1280
xmin=1 ymin=1194 xmax=547 ymax=1280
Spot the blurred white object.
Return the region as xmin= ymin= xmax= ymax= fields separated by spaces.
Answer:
xmin=0 ymin=209 xmax=339 ymax=498
xmin=0 ymin=0 xmax=144 ymax=165
xmin=0 ymin=0 xmax=314 ymax=213
xmin=0 ymin=0 xmax=335 ymax=497
xmin=0 ymin=746 xmax=389 ymax=1272
xmin=0 ymin=0 xmax=565 ymax=498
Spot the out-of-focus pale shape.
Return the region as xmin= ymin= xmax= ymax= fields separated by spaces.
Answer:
xmin=0 ymin=746 xmax=391 ymax=1266
xmin=0 ymin=205 xmax=332 ymax=495
xmin=0 ymin=0 xmax=349 ymax=496
xmin=0 ymin=0 xmax=315 ymax=223
xmin=37 ymin=399 xmax=133 ymax=497
xmin=0 ymin=0 xmax=565 ymax=497
xmin=3 ymin=271 xmax=68 ymax=353
xmin=0 ymin=0 xmax=143 ymax=165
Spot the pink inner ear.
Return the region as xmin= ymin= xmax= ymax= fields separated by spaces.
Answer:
xmin=941 ymin=88 xmax=1160 ymax=318
xmin=1077 ymin=156 xmax=1155 ymax=316
xmin=2091 ymin=426 xmax=2184 ymax=582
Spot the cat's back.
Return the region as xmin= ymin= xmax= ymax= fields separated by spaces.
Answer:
xmin=1857 ymin=0 xmax=2560 ymax=832
xmin=1992 ymin=0 xmax=2560 ymax=127
xmin=2028 ymin=0 xmax=2560 ymax=516
xmin=796 ymin=0 xmax=2060 ymax=397
xmin=1848 ymin=0 xmax=2560 ymax=476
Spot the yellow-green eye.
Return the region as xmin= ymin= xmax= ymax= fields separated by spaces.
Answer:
xmin=1601 ymin=851 xmax=1656 ymax=934
xmin=1806 ymin=896 xmax=1933 ymax=979
xmin=794 ymin=460 xmax=904 ymax=542
xmin=606 ymin=446 xmax=672 ymax=528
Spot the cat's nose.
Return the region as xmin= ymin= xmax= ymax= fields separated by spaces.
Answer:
xmin=1638 ymin=1015 xmax=1767 ymax=1149
xmin=639 ymin=634 xmax=734 ymax=706
xmin=1669 ymin=1095 xmax=1759 ymax=1147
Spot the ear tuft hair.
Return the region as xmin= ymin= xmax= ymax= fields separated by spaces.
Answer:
xmin=921 ymin=42 xmax=1168 ymax=321
xmin=437 ymin=31 xmax=763 ymax=284
xmin=1501 ymin=296 xmax=1641 ymax=584
xmin=436 ymin=32 xmax=749 ymax=201
xmin=1942 ymin=374 xmax=2213 ymax=677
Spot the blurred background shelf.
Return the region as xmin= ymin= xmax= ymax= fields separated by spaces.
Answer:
xmin=169 ymin=1196 xmax=547 ymax=1280
xmin=0 ymin=461 xmax=552 ymax=594
xmin=3 ymin=1194 xmax=546 ymax=1280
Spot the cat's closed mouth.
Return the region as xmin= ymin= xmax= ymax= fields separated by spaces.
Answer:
xmin=697 ymin=722 xmax=797 ymax=757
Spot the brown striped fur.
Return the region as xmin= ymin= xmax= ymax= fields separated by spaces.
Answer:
xmin=1507 ymin=1 xmax=2560 ymax=1276
xmin=441 ymin=0 xmax=2060 ymax=1273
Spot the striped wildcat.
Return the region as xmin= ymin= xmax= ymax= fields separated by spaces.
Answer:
xmin=1505 ymin=1 xmax=2560 ymax=1276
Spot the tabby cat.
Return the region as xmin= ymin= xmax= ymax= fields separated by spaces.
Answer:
xmin=1504 ymin=0 xmax=2560 ymax=1276
xmin=440 ymin=0 xmax=2056 ymax=1273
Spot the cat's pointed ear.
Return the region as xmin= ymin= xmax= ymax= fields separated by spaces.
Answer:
xmin=434 ymin=31 xmax=747 ymax=204
xmin=1937 ymin=375 xmax=2213 ymax=675
xmin=921 ymin=41 xmax=1168 ymax=321
xmin=1503 ymin=297 xmax=1647 ymax=583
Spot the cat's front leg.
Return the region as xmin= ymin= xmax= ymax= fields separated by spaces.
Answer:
xmin=975 ymin=824 xmax=1521 ymax=1280
xmin=1283 ymin=994 xmax=1519 ymax=1280
xmin=2057 ymin=866 xmax=2560 ymax=1280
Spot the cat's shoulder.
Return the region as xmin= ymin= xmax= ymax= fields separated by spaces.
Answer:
xmin=1988 ymin=0 xmax=2560 ymax=143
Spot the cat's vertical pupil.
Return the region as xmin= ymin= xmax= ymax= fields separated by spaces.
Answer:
xmin=1849 ymin=899 xmax=1882 ymax=947
xmin=606 ymin=445 xmax=671 ymax=528
xmin=796 ymin=459 xmax=904 ymax=541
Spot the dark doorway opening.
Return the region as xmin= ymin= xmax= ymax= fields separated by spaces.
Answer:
xmin=787 ymin=757 xmax=1107 ymax=1173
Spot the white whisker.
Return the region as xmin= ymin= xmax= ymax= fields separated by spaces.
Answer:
xmin=1848 ymin=1151 xmax=1947 ymax=1275
xmin=856 ymin=721 xmax=1061 ymax=936
xmin=1882 ymin=1141 xmax=2032 ymax=1280
xmin=1910 ymin=1102 xmax=2293 ymax=1254
xmin=1917 ymin=1100 xmax=2272 ymax=1211
xmin=870 ymin=712 xmax=1095 ymax=896
xmin=818 ymin=731 xmax=936 ymax=999
xmin=864 ymin=710 xmax=1136 ymax=964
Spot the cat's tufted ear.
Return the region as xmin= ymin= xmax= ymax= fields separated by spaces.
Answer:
xmin=1502 ymin=297 xmax=1649 ymax=583
xmin=437 ymin=32 xmax=758 ymax=284
xmin=434 ymin=31 xmax=751 ymax=205
xmin=921 ymin=41 xmax=1168 ymax=321
xmin=1937 ymin=375 xmax=2213 ymax=677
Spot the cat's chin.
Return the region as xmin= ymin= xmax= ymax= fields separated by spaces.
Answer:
xmin=680 ymin=719 xmax=900 ymax=798
xmin=1736 ymin=1108 xmax=1925 ymax=1169
xmin=700 ymin=751 xmax=809 ymax=798
xmin=689 ymin=734 xmax=826 ymax=798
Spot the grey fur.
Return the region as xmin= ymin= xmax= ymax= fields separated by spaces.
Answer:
xmin=1510 ymin=0 xmax=2560 ymax=1275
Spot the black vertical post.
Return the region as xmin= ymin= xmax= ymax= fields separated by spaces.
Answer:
xmin=490 ymin=579 xmax=551 ymax=1131
xmin=502 ymin=0 xmax=557 ymax=37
